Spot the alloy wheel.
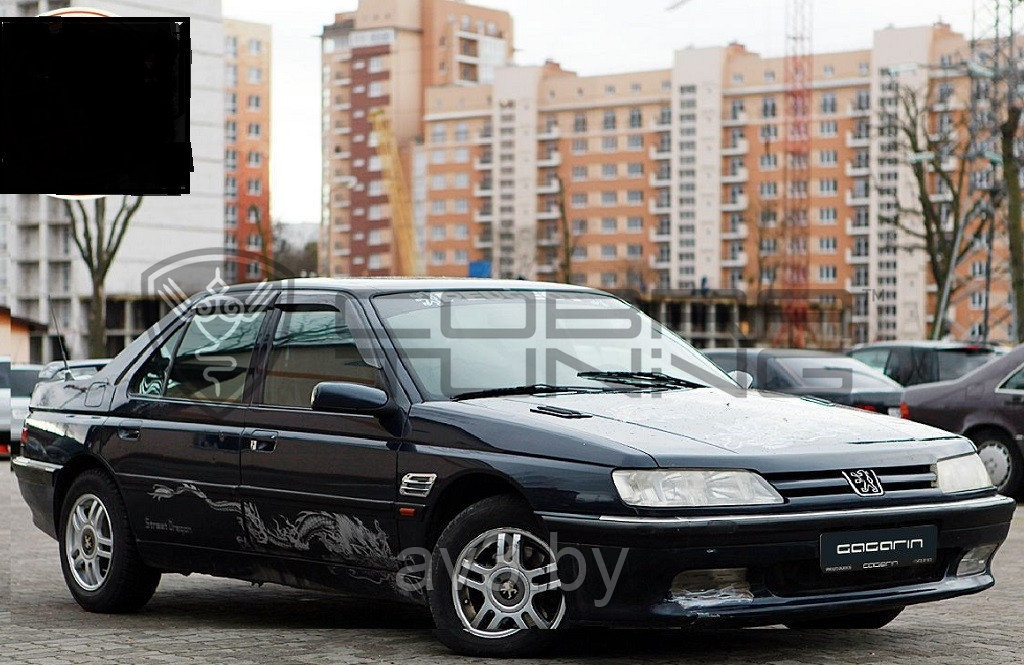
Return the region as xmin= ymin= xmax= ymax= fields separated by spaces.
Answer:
xmin=451 ymin=527 xmax=565 ymax=638
xmin=64 ymin=493 xmax=114 ymax=591
xmin=977 ymin=441 xmax=1013 ymax=490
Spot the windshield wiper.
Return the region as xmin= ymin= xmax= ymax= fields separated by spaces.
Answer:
xmin=451 ymin=384 xmax=604 ymax=401
xmin=577 ymin=370 xmax=706 ymax=389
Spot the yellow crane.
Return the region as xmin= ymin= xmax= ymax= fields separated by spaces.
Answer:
xmin=369 ymin=108 xmax=422 ymax=276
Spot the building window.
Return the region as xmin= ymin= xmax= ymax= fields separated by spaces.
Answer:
xmin=818 ymin=237 xmax=837 ymax=253
xmin=431 ymin=200 xmax=446 ymax=215
xmin=248 ymin=67 xmax=262 ymax=84
xmin=627 ymin=216 xmax=643 ymax=232
xmin=572 ymin=219 xmax=587 ymax=235
xmin=248 ymin=94 xmax=261 ymax=110
xmin=603 ymin=110 xmax=616 ymax=130
xmin=626 ymin=190 xmax=643 ymax=204
xmin=761 ymin=96 xmax=777 ymax=118
xmin=225 ymin=35 xmax=237 ymax=57
xmin=571 ymin=138 xmax=588 ymax=154
xmin=818 ymin=265 xmax=837 ymax=283
xmin=628 ymin=108 xmax=642 ymax=128
xmin=573 ymin=112 xmax=587 ymax=133
xmin=601 ymin=217 xmax=617 ymax=233
xmin=247 ymin=123 xmax=261 ymax=138
xmin=601 ymin=191 xmax=617 ymax=206
xmin=572 ymin=165 xmax=588 ymax=181
xmin=819 ymin=207 xmax=837 ymax=223
xmin=454 ymin=148 xmax=469 ymax=163
xmin=368 ymin=56 xmax=384 ymax=73
xmin=224 ymin=204 xmax=237 ymax=226
xmin=225 ymin=121 xmax=237 ymax=142
xmin=601 ymin=164 xmax=617 ymax=179
xmin=247 ymin=151 xmax=262 ymax=167
xmin=247 ymin=179 xmax=262 ymax=195
xmin=601 ymin=245 xmax=617 ymax=259
xmin=247 ymin=205 xmax=261 ymax=223
xmin=819 ymin=178 xmax=837 ymax=195
xmin=226 ymin=92 xmax=237 ymax=114
xmin=571 ymin=193 xmax=588 ymax=208
xmin=368 ymin=81 xmax=385 ymax=97
xmin=226 ymin=65 xmax=237 ymax=86
xmin=225 ymin=149 xmax=237 ymax=170
xmin=626 ymin=135 xmax=643 ymax=151
xmin=819 ymin=121 xmax=838 ymax=137
xmin=225 ymin=176 xmax=237 ymax=197
xmin=453 ymin=199 xmax=469 ymax=214
xmin=601 ymin=136 xmax=618 ymax=152
xmin=627 ymin=162 xmax=644 ymax=177
xmin=820 ymin=93 xmax=837 ymax=114
xmin=248 ymin=38 xmax=262 ymax=55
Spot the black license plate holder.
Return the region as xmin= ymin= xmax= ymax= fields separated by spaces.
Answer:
xmin=820 ymin=525 xmax=938 ymax=572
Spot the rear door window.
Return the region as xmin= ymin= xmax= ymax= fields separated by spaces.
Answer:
xmin=1000 ymin=365 xmax=1024 ymax=391
xmin=164 ymin=310 xmax=268 ymax=402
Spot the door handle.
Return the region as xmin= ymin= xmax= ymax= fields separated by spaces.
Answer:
xmin=117 ymin=420 xmax=142 ymax=441
xmin=248 ymin=429 xmax=278 ymax=453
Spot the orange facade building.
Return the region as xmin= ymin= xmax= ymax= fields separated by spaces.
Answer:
xmin=224 ymin=18 xmax=272 ymax=282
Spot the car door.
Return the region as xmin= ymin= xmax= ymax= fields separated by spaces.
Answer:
xmin=239 ymin=291 xmax=401 ymax=571
xmin=110 ymin=297 xmax=271 ymax=554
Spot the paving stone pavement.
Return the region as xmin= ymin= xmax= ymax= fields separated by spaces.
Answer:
xmin=2 ymin=467 xmax=1022 ymax=664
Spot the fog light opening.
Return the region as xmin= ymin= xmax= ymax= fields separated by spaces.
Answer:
xmin=956 ymin=544 xmax=999 ymax=576
xmin=669 ymin=568 xmax=753 ymax=604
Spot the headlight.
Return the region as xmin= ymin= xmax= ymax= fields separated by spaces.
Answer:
xmin=612 ymin=469 xmax=784 ymax=508
xmin=935 ymin=454 xmax=993 ymax=493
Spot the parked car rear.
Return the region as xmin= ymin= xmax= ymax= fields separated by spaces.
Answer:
xmin=901 ymin=344 xmax=1024 ymax=497
xmin=704 ymin=348 xmax=904 ymax=415
xmin=849 ymin=341 xmax=1000 ymax=387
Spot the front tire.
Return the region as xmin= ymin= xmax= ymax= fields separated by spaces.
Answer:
xmin=786 ymin=607 xmax=903 ymax=629
xmin=59 ymin=469 xmax=161 ymax=613
xmin=970 ymin=429 xmax=1023 ymax=498
xmin=428 ymin=495 xmax=565 ymax=657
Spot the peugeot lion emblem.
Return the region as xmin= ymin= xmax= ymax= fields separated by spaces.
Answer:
xmin=842 ymin=469 xmax=885 ymax=496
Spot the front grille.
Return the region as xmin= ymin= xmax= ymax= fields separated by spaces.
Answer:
xmin=764 ymin=464 xmax=936 ymax=500
xmin=762 ymin=550 xmax=951 ymax=596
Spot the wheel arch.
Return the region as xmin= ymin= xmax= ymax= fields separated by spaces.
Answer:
xmin=423 ymin=471 xmax=530 ymax=551
xmin=52 ymin=453 xmax=123 ymax=531
xmin=962 ymin=423 xmax=1016 ymax=448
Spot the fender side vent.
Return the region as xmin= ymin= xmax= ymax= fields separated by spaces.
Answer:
xmin=530 ymin=405 xmax=592 ymax=419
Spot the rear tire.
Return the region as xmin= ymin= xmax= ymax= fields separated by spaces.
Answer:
xmin=58 ymin=469 xmax=161 ymax=613
xmin=786 ymin=607 xmax=903 ymax=629
xmin=970 ymin=429 xmax=1023 ymax=498
xmin=428 ymin=495 xmax=565 ymax=657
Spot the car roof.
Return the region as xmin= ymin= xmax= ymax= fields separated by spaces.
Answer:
xmin=221 ymin=277 xmax=598 ymax=297
xmin=704 ymin=348 xmax=842 ymax=359
xmin=850 ymin=340 xmax=997 ymax=351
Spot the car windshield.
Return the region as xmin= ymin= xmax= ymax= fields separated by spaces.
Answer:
xmin=372 ymin=290 xmax=733 ymax=400
xmin=774 ymin=356 xmax=900 ymax=391
xmin=936 ymin=348 xmax=996 ymax=381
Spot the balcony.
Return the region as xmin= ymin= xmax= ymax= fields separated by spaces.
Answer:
xmin=474 ymin=234 xmax=493 ymax=248
xmin=846 ymin=190 xmax=871 ymax=206
xmin=722 ymin=252 xmax=748 ymax=268
xmin=845 ymin=248 xmax=871 ymax=264
xmin=537 ymin=126 xmax=560 ymax=140
xmin=649 ymin=227 xmax=671 ymax=242
xmin=474 ymin=157 xmax=494 ymax=170
xmin=722 ymin=222 xmax=749 ymax=240
xmin=846 ymin=131 xmax=871 ymax=148
xmin=648 ymin=255 xmax=672 ymax=270
xmin=846 ymin=219 xmax=870 ymax=235
xmin=536 ymin=263 xmax=557 ymax=275
xmin=537 ymin=235 xmax=559 ymax=247
xmin=649 ymin=172 xmax=671 ymax=187
xmin=722 ymin=138 xmax=749 ymax=156
xmin=848 ymin=103 xmax=871 ymax=117
xmin=722 ymin=167 xmax=749 ymax=183
xmin=474 ymin=209 xmax=494 ymax=223
xmin=651 ymin=115 xmax=672 ymax=129
xmin=649 ymin=199 xmax=671 ymax=215
xmin=536 ymin=179 xmax=559 ymax=195
xmin=537 ymin=207 xmax=560 ymax=220
xmin=474 ymin=183 xmax=493 ymax=197
xmin=474 ymin=130 xmax=493 ymax=144
xmin=723 ymin=111 xmax=748 ymax=126
xmin=721 ymin=194 xmax=748 ymax=212
xmin=845 ymin=162 xmax=870 ymax=177
xmin=537 ymin=151 xmax=561 ymax=167
xmin=649 ymin=145 xmax=671 ymax=160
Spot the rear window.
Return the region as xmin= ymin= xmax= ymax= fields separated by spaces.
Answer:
xmin=9 ymin=368 xmax=39 ymax=397
xmin=936 ymin=349 xmax=996 ymax=381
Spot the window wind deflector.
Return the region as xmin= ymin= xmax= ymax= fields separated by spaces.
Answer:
xmin=450 ymin=384 xmax=604 ymax=401
xmin=577 ymin=370 xmax=706 ymax=389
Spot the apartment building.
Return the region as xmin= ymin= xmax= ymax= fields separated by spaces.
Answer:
xmin=224 ymin=18 xmax=272 ymax=282
xmin=1 ymin=0 xmax=225 ymax=360
xmin=319 ymin=0 xmax=512 ymax=278
xmin=416 ymin=22 xmax=1010 ymax=344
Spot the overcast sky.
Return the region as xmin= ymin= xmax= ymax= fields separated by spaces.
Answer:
xmin=221 ymin=0 xmax=979 ymax=224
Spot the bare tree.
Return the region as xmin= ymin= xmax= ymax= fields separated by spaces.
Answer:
xmin=552 ymin=173 xmax=577 ymax=284
xmin=63 ymin=196 xmax=144 ymax=357
xmin=877 ymin=73 xmax=989 ymax=338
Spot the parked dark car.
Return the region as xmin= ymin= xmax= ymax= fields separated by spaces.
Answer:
xmin=849 ymin=341 xmax=1001 ymax=387
xmin=901 ymin=344 xmax=1024 ymax=498
xmin=12 ymin=279 xmax=1014 ymax=656
xmin=704 ymin=348 xmax=904 ymax=415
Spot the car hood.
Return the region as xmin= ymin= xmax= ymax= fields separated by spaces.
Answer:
xmin=461 ymin=387 xmax=972 ymax=471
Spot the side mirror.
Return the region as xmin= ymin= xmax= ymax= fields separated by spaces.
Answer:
xmin=728 ymin=370 xmax=754 ymax=389
xmin=311 ymin=381 xmax=389 ymax=413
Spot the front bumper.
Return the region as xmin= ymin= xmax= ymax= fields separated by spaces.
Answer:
xmin=539 ymin=494 xmax=1015 ymax=626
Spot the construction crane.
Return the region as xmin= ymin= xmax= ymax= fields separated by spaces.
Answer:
xmin=369 ymin=108 xmax=422 ymax=276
